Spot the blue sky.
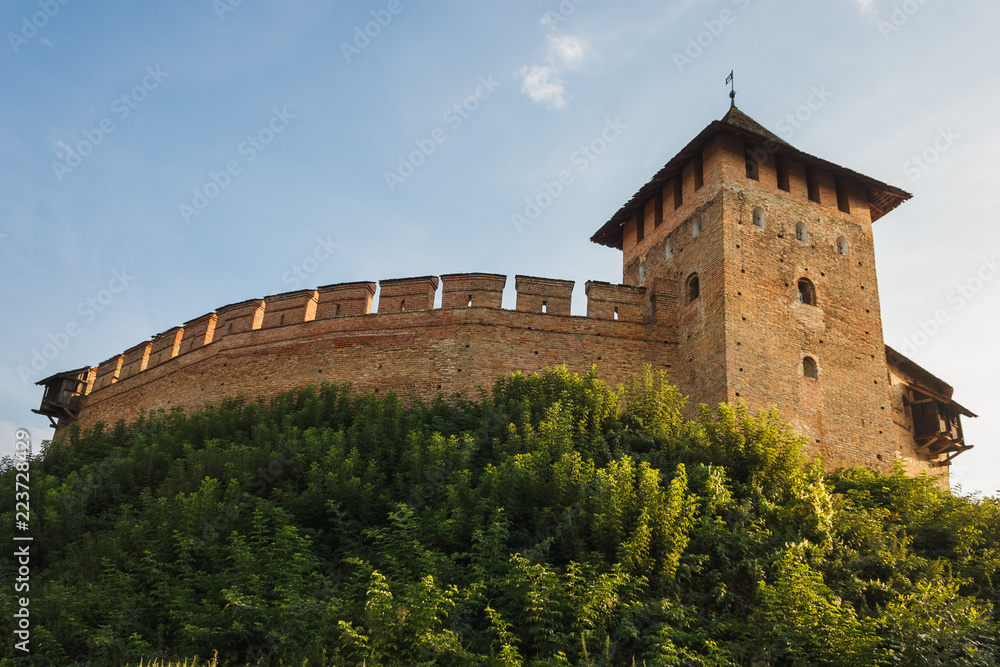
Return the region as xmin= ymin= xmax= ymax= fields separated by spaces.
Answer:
xmin=1 ymin=0 xmax=997 ymax=496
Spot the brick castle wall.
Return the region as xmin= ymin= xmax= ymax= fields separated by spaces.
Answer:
xmin=52 ymin=128 xmax=952 ymax=484
xmin=64 ymin=277 xmax=675 ymax=437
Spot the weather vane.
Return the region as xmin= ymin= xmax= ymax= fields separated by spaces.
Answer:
xmin=726 ymin=70 xmax=735 ymax=108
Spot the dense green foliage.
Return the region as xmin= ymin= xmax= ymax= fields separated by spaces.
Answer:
xmin=2 ymin=366 xmax=997 ymax=666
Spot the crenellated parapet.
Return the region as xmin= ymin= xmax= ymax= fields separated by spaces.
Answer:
xmin=261 ymin=290 xmax=317 ymax=329
xmin=214 ymin=299 xmax=265 ymax=342
xmin=179 ymin=313 xmax=216 ymax=355
xmin=317 ymin=281 xmax=376 ymax=318
xmin=31 ymin=103 xmax=975 ymax=491
xmin=378 ymin=276 xmax=439 ymax=313
xmin=441 ymin=273 xmax=506 ymax=309
xmin=119 ymin=342 xmax=152 ymax=381
xmin=47 ymin=272 xmax=669 ymax=410
xmin=584 ymin=281 xmax=645 ymax=322
xmin=149 ymin=327 xmax=183 ymax=367
xmin=515 ymin=275 xmax=574 ymax=315
xmin=93 ymin=355 xmax=123 ymax=392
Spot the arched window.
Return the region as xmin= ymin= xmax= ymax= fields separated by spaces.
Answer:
xmin=837 ymin=236 xmax=849 ymax=256
xmin=803 ymin=356 xmax=818 ymax=379
xmin=753 ymin=207 xmax=765 ymax=228
xmin=687 ymin=273 xmax=700 ymax=302
xmin=796 ymin=221 xmax=808 ymax=242
xmin=665 ymin=239 xmax=674 ymax=260
xmin=638 ymin=261 xmax=647 ymax=282
xmin=691 ymin=215 xmax=703 ymax=238
xmin=798 ymin=278 xmax=816 ymax=306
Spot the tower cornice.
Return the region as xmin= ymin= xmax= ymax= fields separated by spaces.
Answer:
xmin=590 ymin=106 xmax=911 ymax=250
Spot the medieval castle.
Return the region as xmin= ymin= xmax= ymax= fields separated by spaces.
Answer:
xmin=35 ymin=103 xmax=975 ymax=484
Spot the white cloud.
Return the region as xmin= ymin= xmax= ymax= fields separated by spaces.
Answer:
xmin=519 ymin=32 xmax=589 ymax=110
xmin=50 ymin=137 xmax=72 ymax=159
xmin=546 ymin=34 xmax=587 ymax=69
xmin=853 ymin=0 xmax=876 ymax=14
xmin=519 ymin=65 xmax=567 ymax=109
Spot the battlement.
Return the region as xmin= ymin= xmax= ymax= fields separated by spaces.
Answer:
xmin=93 ymin=354 xmax=123 ymax=392
xmin=261 ymin=290 xmax=318 ymax=329
xmin=317 ymin=281 xmax=376 ymax=318
xmin=34 ymin=104 xmax=970 ymax=489
xmin=515 ymin=275 xmax=574 ymax=315
xmin=585 ymin=281 xmax=645 ymax=322
xmin=378 ymin=276 xmax=439 ymax=313
xmin=441 ymin=273 xmax=506 ymax=309
xmin=66 ymin=272 xmax=654 ymax=401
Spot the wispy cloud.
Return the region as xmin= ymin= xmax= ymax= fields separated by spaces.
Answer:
xmin=546 ymin=34 xmax=587 ymax=69
xmin=853 ymin=0 xmax=876 ymax=14
xmin=519 ymin=65 xmax=567 ymax=109
xmin=518 ymin=31 xmax=589 ymax=110
xmin=50 ymin=136 xmax=72 ymax=160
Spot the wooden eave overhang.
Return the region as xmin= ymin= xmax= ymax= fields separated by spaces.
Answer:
xmin=885 ymin=345 xmax=977 ymax=419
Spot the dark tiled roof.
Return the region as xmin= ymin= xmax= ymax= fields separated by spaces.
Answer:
xmin=720 ymin=106 xmax=789 ymax=147
xmin=590 ymin=106 xmax=912 ymax=249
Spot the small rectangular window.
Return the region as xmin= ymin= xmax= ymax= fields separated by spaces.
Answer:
xmin=654 ymin=191 xmax=663 ymax=227
xmin=836 ymin=179 xmax=850 ymax=213
xmin=776 ymin=155 xmax=790 ymax=192
xmin=673 ymin=176 xmax=683 ymax=210
xmin=745 ymin=145 xmax=760 ymax=181
xmin=694 ymin=153 xmax=704 ymax=190
xmin=806 ymin=165 xmax=820 ymax=203
xmin=636 ymin=211 xmax=644 ymax=242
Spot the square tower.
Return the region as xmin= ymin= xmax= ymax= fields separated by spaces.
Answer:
xmin=590 ymin=105 xmax=973 ymax=476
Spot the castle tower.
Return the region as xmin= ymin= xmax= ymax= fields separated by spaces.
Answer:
xmin=590 ymin=104 xmax=973 ymax=474
xmin=33 ymin=101 xmax=974 ymax=484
